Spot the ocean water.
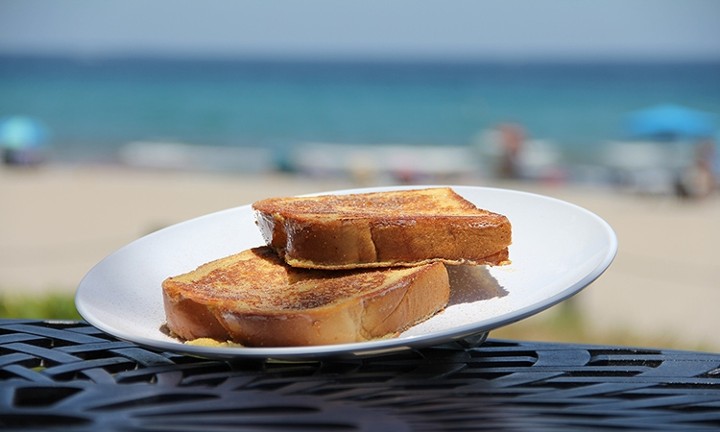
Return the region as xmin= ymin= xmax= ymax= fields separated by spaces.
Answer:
xmin=1 ymin=56 xmax=719 ymax=167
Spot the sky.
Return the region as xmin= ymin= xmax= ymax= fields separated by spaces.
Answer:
xmin=1 ymin=0 xmax=719 ymax=61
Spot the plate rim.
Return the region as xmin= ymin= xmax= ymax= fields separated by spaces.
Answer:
xmin=75 ymin=184 xmax=617 ymax=359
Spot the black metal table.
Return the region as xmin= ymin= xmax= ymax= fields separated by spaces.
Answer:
xmin=1 ymin=319 xmax=719 ymax=431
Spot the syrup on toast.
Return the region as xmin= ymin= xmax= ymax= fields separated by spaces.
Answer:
xmin=252 ymin=187 xmax=511 ymax=269
xmin=162 ymin=247 xmax=450 ymax=347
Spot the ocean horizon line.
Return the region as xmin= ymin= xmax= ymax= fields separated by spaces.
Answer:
xmin=3 ymin=52 xmax=720 ymax=68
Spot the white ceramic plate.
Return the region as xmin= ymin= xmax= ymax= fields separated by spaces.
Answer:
xmin=75 ymin=185 xmax=617 ymax=359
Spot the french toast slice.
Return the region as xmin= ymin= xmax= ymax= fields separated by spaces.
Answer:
xmin=162 ymin=247 xmax=450 ymax=347
xmin=252 ymin=187 xmax=511 ymax=270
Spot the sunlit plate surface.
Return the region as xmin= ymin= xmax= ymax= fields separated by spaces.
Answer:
xmin=76 ymin=185 xmax=617 ymax=359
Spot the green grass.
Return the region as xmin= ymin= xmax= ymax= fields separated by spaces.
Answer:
xmin=0 ymin=293 xmax=82 ymax=320
xmin=0 ymin=292 xmax=713 ymax=352
xmin=492 ymin=299 xmax=713 ymax=352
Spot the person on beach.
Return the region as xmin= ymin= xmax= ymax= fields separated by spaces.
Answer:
xmin=497 ymin=123 xmax=525 ymax=180
xmin=676 ymin=138 xmax=717 ymax=199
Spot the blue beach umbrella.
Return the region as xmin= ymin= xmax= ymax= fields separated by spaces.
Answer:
xmin=625 ymin=104 xmax=716 ymax=141
xmin=0 ymin=116 xmax=48 ymax=150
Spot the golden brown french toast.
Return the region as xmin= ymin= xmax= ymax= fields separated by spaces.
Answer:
xmin=162 ymin=247 xmax=450 ymax=347
xmin=252 ymin=187 xmax=511 ymax=269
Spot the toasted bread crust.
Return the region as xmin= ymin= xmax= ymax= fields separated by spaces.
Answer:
xmin=162 ymin=247 xmax=450 ymax=346
xmin=253 ymin=187 xmax=511 ymax=269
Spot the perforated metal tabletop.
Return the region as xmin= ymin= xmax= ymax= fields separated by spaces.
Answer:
xmin=1 ymin=319 xmax=719 ymax=431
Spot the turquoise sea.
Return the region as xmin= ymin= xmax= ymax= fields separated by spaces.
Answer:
xmin=1 ymin=56 xmax=719 ymax=168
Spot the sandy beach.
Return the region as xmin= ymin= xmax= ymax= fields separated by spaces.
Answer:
xmin=1 ymin=164 xmax=719 ymax=351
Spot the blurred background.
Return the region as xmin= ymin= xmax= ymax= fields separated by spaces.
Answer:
xmin=1 ymin=0 xmax=719 ymax=350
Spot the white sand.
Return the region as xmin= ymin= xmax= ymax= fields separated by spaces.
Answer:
xmin=1 ymin=164 xmax=718 ymax=350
